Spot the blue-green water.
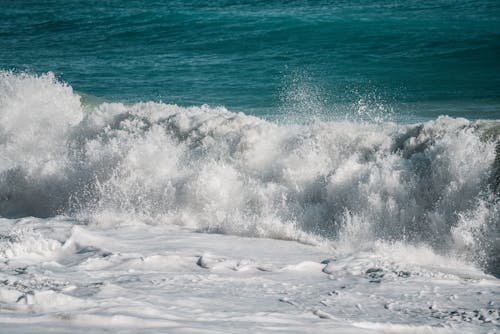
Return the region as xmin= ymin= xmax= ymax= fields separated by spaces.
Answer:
xmin=1 ymin=0 xmax=499 ymax=120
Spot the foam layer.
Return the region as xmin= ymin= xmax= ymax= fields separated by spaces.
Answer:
xmin=0 ymin=71 xmax=498 ymax=273
xmin=0 ymin=220 xmax=498 ymax=333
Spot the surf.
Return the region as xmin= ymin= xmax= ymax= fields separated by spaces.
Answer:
xmin=0 ymin=71 xmax=498 ymax=275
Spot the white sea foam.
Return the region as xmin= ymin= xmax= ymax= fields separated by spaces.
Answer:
xmin=0 ymin=220 xmax=498 ymax=333
xmin=0 ymin=71 xmax=498 ymax=273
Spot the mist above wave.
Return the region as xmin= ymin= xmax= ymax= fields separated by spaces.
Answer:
xmin=0 ymin=71 xmax=498 ymax=274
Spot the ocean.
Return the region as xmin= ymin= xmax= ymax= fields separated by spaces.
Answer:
xmin=2 ymin=0 xmax=500 ymax=119
xmin=0 ymin=1 xmax=499 ymax=333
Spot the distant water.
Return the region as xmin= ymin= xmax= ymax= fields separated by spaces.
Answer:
xmin=1 ymin=0 xmax=499 ymax=120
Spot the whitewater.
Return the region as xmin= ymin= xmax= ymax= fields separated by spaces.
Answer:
xmin=0 ymin=72 xmax=499 ymax=333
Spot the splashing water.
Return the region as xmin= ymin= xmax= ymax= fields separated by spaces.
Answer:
xmin=0 ymin=71 xmax=498 ymax=275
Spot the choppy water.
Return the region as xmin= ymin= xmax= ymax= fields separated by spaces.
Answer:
xmin=1 ymin=4 xmax=500 ymax=331
xmin=0 ymin=1 xmax=499 ymax=276
xmin=1 ymin=0 xmax=499 ymax=119
xmin=0 ymin=72 xmax=498 ymax=276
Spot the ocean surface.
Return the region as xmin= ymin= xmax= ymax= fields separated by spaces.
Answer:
xmin=0 ymin=1 xmax=499 ymax=332
xmin=1 ymin=0 xmax=500 ymax=119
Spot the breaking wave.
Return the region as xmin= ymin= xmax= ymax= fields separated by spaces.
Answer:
xmin=0 ymin=71 xmax=498 ymax=275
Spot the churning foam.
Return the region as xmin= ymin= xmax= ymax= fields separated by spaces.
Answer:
xmin=0 ymin=71 xmax=498 ymax=273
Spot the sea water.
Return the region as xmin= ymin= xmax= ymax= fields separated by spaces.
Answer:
xmin=0 ymin=1 xmax=499 ymax=333
xmin=1 ymin=0 xmax=499 ymax=119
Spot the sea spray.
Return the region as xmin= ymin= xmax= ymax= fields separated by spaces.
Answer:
xmin=0 ymin=71 xmax=498 ymax=274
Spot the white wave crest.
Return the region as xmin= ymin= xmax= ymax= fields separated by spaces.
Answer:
xmin=0 ymin=71 xmax=498 ymax=272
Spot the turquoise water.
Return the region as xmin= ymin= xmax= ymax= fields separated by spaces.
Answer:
xmin=1 ymin=0 xmax=499 ymax=120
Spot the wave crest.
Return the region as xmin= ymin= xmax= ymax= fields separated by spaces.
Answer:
xmin=0 ymin=72 xmax=498 ymax=273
